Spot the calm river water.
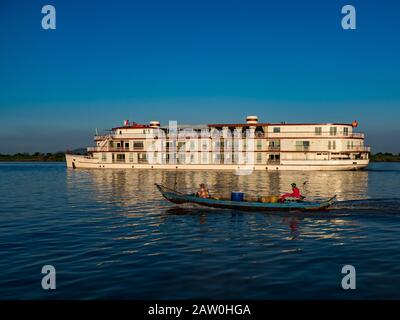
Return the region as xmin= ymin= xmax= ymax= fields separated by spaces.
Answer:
xmin=0 ymin=162 xmax=400 ymax=299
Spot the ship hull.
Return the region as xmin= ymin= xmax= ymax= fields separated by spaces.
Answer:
xmin=65 ymin=154 xmax=369 ymax=171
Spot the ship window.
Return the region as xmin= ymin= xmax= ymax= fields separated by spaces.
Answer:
xmin=343 ymin=127 xmax=349 ymax=136
xmin=295 ymin=141 xmax=310 ymax=150
xmin=116 ymin=154 xmax=125 ymax=162
xmin=133 ymin=141 xmax=144 ymax=150
xmin=315 ymin=127 xmax=322 ymax=135
xmin=178 ymin=154 xmax=185 ymax=163
xmin=138 ymin=153 xmax=147 ymax=163
xmin=330 ymin=127 xmax=337 ymax=136
xmin=328 ymin=141 xmax=336 ymax=150
xmin=269 ymin=154 xmax=280 ymax=161
xmin=232 ymin=153 xmax=238 ymax=164
xmin=273 ymin=127 xmax=280 ymax=133
xmin=269 ymin=140 xmax=280 ymax=149
xmin=256 ymin=152 xmax=262 ymax=163
xmin=257 ymin=140 xmax=262 ymax=150
xmin=178 ymin=141 xmax=186 ymax=151
xmin=101 ymin=153 xmax=106 ymax=162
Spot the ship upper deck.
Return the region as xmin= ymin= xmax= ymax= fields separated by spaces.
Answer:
xmin=96 ymin=117 xmax=365 ymax=141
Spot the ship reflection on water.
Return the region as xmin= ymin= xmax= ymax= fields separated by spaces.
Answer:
xmin=66 ymin=167 xmax=369 ymax=203
xmin=66 ymin=168 xmax=369 ymax=240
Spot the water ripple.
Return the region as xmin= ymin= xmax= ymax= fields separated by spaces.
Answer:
xmin=1 ymin=162 xmax=400 ymax=299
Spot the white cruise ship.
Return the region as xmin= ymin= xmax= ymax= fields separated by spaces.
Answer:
xmin=66 ymin=116 xmax=370 ymax=171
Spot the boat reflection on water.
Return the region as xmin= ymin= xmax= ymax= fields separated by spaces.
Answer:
xmin=66 ymin=168 xmax=368 ymax=239
xmin=283 ymin=216 xmax=300 ymax=240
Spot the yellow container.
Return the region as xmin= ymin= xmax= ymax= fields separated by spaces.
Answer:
xmin=259 ymin=195 xmax=280 ymax=203
xmin=244 ymin=196 xmax=259 ymax=202
xmin=270 ymin=195 xmax=280 ymax=203
xmin=258 ymin=196 xmax=271 ymax=203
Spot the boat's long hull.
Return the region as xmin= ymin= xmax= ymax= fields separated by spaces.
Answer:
xmin=66 ymin=154 xmax=369 ymax=171
xmin=155 ymin=184 xmax=336 ymax=212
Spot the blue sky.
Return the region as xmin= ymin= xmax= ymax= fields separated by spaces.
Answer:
xmin=0 ymin=0 xmax=399 ymax=153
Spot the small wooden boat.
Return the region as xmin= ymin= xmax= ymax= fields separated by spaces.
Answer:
xmin=155 ymin=184 xmax=336 ymax=212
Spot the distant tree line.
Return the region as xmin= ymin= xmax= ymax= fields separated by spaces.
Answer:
xmin=370 ymin=152 xmax=400 ymax=162
xmin=0 ymin=148 xmax=88 ymax=162
xmin=0 ymin=152 xmax=66 ymax=162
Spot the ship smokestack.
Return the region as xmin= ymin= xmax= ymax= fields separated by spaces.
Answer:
xmin=246 ymin=115 xmax=258 ymax=125
xmin=149 ymin=121 xmax=160 ymax=128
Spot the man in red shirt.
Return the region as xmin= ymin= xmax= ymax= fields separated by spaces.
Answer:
xmin=279 ymin=183 xmax=303 ymax=202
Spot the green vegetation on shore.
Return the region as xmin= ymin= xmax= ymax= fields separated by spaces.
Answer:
xmin=0 ymin=152 xmax=66 ymax=162
xmin=0 ymin=152 xmax=400 ymax=162
xmin=370 ymin=153 xmax=400 ymax=162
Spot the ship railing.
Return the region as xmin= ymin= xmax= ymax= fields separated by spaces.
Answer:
xmin=94 ymin=135 xmax=113 ymax=140
xmin=266 ymin=132 xmax=365 ymax=138
xmin=94 ymin=133 xmax=156 ymax=140
xmin=235 ymin=132 xmax=363 ymax=139
xmin=267 ymin=160 xmax=281 ymax=165
xmin=350 ymin=132 xmax=365 ymax=138
xmin=87 ymin=147 xmax=132 ymax=152
xmin=352 ymin=146 xmax=371 ymax=152
xmin=94 ymin=131 xmax=365 ymax=140
xmin=217 ymin=132 xmax=365 ymax=138
xmin=267 ymin=146 xmax=281 ymax=151
xmin=87 ymin=146 xmax=371 ymax=153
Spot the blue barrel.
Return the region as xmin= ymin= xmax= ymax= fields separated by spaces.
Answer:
xmin=231 ymin=191 xmax=244 ymax=202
